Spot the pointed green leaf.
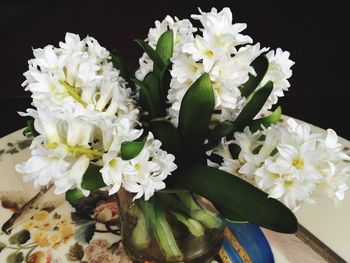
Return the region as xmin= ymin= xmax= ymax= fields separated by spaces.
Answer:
xmin=81 ymin=163 xmax=105 ymax=191
xmin=156 ymin=30 xmax=174 ymax=65
xmin=239 ymin=54 xmax=269 ymax=98
xmin=149 ymin=118 xmax=182 ymax=157
xmin=134 ymin=39 xmax=165 ymax=69
xmin=174 ymin=165 xmax=298 ymax=233
xmin=178 ymin=73 xmax=215 ymax=152
xmin=121 ymin=140 xmax=146 ymax=160
xmin=234 ymin=81 xmax=273 ymax=131
xmin=249 ymin=106 xmax=282 ymax=132
xmin=144 ymin=72 xmax=161 ymax=114
xmin=206 ymin=121 xmax=236 ymax=149
xmin=109 ymin=49 xmax=135 ymax=90
xmin=131 ymin=77 xmax=158 ymax=118
xmin=66 ymin=163 xmax=106 ymax=202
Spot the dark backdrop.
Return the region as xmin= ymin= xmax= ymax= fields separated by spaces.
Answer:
xmin=1 ymin=0 xmax=349 ymax=139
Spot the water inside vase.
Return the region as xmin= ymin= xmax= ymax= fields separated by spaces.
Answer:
xmin=120 ymin=197 xmax=224 ymax=263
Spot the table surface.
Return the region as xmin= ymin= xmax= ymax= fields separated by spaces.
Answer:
xmin=0 ymin=116 xmax=349 ymax=262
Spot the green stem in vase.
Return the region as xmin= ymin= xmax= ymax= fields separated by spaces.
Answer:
xmin=176 ymin=192 xmax=223 ymax=229
xmin=171 ymin=211 xmax=204 ymax=237
xmin=137 ymin=198 xmax=184 ymax=261
xmin=131 ymin=205 xmax=151 ymax=249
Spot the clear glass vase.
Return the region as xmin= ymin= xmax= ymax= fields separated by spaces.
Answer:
xmin=117 ymin=188 xmax=225 ymax=263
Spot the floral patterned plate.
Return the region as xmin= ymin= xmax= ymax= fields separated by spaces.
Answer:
xmin=0 ymin=129 xmax=275 ymax=263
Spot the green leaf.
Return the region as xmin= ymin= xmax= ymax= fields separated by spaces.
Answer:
xmin=109 ymin=49 xmax=134 ymax=89
xmin=9 ymin=230 xmax=30 ymax=245
xmin=215 ymin=205 xmax=248 ymax=223
xmin=155 ymin=30 xmax=173 ymax=101
xmin=156 ymin=30 xmax=174 ymax=65
xmin=234 ymin=81 xmax=273 ymax=131
xmin=66 ymin=188 xmax=84 ymax=202
xmin=131 ymin=77 xmax=158 ymax=118
xmin=149 ymin=118 xmax=182 ymax=157
xmin=159 ymin=65 xmax=172 ymax=104
xmin=121 ymin=140 xmax=146 ymax=160
xmin=228 ymin=143 xmax=241 ymax=159
xmin=206 ymin=121 xmax=236 ymax=149
xmin=66 ymin=163 xmax=106 ymax=202
xmin=144 ymin=72 xmax=161 ymax=114
xmin=134 ymin=39 xmax=165 ymax=69
xmin=249 ymin=106 xmax=282 ymax=132
xmin=174 ymin=165 xmax=298 ymax=233
xmin=66 ymin=242 xmax=84 ymax=261
xmin=239 ymin=54 xmax=269 ymax=98
xmin=81 ymin=163 xmax=106 ymax=191
xmin=178 ymin=73 xmax=215 ymax=153
xmin=75 ymin=222 xmax=96 ymax=244
xmin=22 ymin=119 xmax=39 ymax=137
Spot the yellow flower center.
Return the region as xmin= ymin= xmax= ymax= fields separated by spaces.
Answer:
xmin=50 ymin=83 xmax=56 ymax=91
xmin=190 ymin=65 xmax=198 ymax=73
xmin=284 ymin=180 xmax=294 ymax=187
xmin=271 ymin=173 xmax=280 ymax=179
xmin=293 ymin=158 xmax=304 ymax=169
xmin=109 ymin=159 xmax=117 ymax=168
xmin=204 ymin=50 xmax=214 ymax=58
xmin=135 ymin=163 xmax=141 ymax=171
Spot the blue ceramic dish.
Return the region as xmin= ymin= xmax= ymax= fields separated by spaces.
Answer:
xmin=217 ymin=222 xmax=274 ymax=263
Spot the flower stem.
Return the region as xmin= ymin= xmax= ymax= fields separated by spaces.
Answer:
xmin=157 ymin=192 xmax=223 ymax=230
xmin=137 ymin=198 xmax=183 ymax=261
xmin=59 ymin=80 xmax=87 ymax=108
xmin=171 ymin=211 xmax=204 ymax=237
xmin=45 ymin=143 xmax=103 ymax=158
xmin=131 ymin=205 xmax=151 ymax=249
xmin=176 ymin=192 xmax=223 ymax=229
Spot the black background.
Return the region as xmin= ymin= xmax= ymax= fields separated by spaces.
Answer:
xmin=1 ymin=0 xmax=349 ymax=139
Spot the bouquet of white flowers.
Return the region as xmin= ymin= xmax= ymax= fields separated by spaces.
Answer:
xmin=15 ymin=7 xmax=350 ymax=262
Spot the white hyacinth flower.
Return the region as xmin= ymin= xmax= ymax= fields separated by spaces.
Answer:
xmin=54 ymin=155 xmax=91 ymax=196
xmin=100 ymin=152 xmax=130 ymax=195
xmin=211 ymin=118 xmax=350 ymax=211
xmin=135 ymin=15 xmax=196 ymax=81
xmin=258 ymin=48 xmax=295 ymax=112
xmin=165 ymin=9 xmax=274 ymax=125
xmin=182 ymin=30 xmax=227 ymax=72
xmin=16 ymin=141 xmax=70 ymax=189
xmin=18 ymin=32 xmax=147 ymax=197
xmin=23 ymin=32 xmax=134 ymax=118
xmin=122 ymin=133 xmax=177 ymax=201
xmin=191 ymin=7 xmax=252 ymax=52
